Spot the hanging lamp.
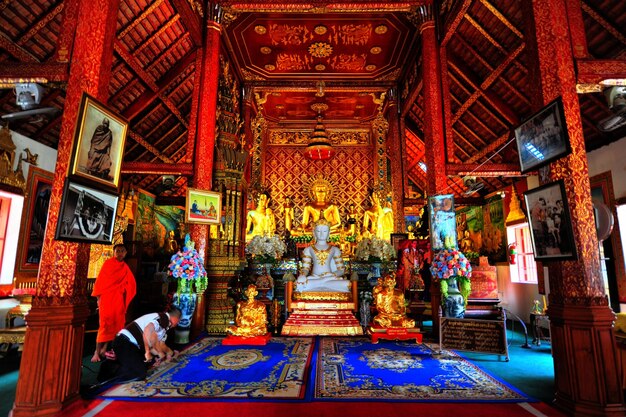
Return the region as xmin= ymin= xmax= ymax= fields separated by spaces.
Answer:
xmin=304 ymin=103 xmax=335 ymax=161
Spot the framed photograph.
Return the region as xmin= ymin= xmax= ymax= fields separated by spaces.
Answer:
xmin=55 ymin=179 xmax=119 ymax=244
xmin=16 ymin=167 xmax=53 ymax=274
xmin=524 ymin=180 xmax=577 ymax=261
xmin=186 ymin=188 xmax=221 ymax=225
xmin=69 ymin=93 xmax=128 ymax=189
xmin=390 ymin=233 xmax=409 ymax=252
xmin=429 ymin=194 xmax=457 ymax=251
xmin=515 ymin=96 xmax=571 ymax=174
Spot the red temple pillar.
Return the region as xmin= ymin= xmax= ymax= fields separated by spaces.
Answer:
xmin=11 ymin=1 xmax=119 ymax=416
xmin=530 ymin=1 xmax=625 ymax=415
xmin=189 ymin=4 xmax=223 ymax=340
xmin=385 ymin=90 xmax=405 ymax=233
xmin=418 ymin=6 xmax=447 ymax=337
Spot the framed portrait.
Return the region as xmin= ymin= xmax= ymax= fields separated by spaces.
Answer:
xmin=390 ymin=233 xmax=409 ymax=252
xmin=515 ymin=96 xmax=571 ymax=174
xmin=16 ymin=167 xmax=53 ymax=274
xmin=186 ymin=188 xmax=221 ymax=225
xmin=69 ymin=93 xmax=128 ymax=189
xmin=523 ymin=180 xmax=577 ymax=261
xmin=429 ymin=194 xmax=457 ymax=251
xmin=55 ymin=179 xmax=119 ymax=244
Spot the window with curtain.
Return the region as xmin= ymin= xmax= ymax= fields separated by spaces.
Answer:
xmin=507 ymin=223 xmax=538 ymax=283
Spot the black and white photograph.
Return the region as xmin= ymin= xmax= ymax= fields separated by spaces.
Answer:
xmin=55 ymin=179 xmax=119 ymax=244
xmin=515 ymin=97 xmax=571 ymax=174
xmin=524 ymin=180 xmax=577 ymax=261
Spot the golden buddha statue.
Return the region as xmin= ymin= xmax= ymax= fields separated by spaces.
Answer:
xmin=226 ymin=284 xmax=268 ymax=337
xmin=245 ymin=191 xmax=276 ymax=241
xmin=281 ymin=196 xmax=295 ymax=233
xmin=372 ymin=273 xmax=415 ymax=328
xmin=363 ymin=190 xmax=394 ymax=240
xmin=299 ymin=175 xmax=341 ymax=234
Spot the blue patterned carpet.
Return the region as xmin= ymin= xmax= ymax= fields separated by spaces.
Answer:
xmin=102 ymin=337 xmax=313 ymax=399
xmin=100 ymin=336 xmax=530 ymax=402
xmin=315 ymin=337 xmax=530 ymax=402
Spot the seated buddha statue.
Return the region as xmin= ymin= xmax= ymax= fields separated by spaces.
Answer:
xmin=298 ymin=176 xmax=341 ymax=234
xmin=362 ymin=191 xmax=394 ymax=240
xmin=245 ymin=191 xmax=276 ymax=241
xmin=226 ymin=284 xmax=268 ymax=337
xmin=295 ymin=219 xmax=350 ymax=293
xmin=372 ymin=273 xmax=415 ymax=328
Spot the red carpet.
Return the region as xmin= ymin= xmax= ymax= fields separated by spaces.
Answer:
xmin=63 ymin=398 xmax=569 ymax=417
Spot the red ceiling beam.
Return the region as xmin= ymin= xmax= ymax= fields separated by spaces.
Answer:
xmin=576 ymin=59 xmax=626 ymax=86
xmin=120 ymin=161 xmax=193 ymax=175
xmin=0 ymin=62 xmax=68 ymax=82
xmin=446 ymin=162 xmax=522 ymax=177
xmin=0 ymin=32 xmax=40 ymax=63
xmin=122 ymin=50 xmax=196 ymax=121
xmin=170 ymin=0 xmax=203 ymax=46
xmin=440 ymin=0 xmax=473 ymax=47
xmin=114 ymin=40 xmax=188 ymax=127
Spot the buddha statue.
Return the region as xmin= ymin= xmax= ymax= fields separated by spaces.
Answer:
xmin=295 ymin=218 xmax=350 ymax=293
xmin=299 ymin=175 xmax=341 ymax=234
xmin=245 ymin=191 xmax=276 ymax=241
xmin=362 ymin=190 xmax=394 ymax=240
xmin=372 ymin=273 xmax=415 ymax=328
xmin=281 ymin=196 xmax=295 ymax=233
xmin=226 ymin=284 xmax=268 ymax=337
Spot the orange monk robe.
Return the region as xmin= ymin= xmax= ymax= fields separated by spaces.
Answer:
xmin=92 ymin=258 xmax=136 ymax=343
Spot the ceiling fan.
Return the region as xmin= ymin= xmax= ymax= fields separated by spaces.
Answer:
xmin=1 ymin=83 xmax=60 ymax=123
xmin=462 ymin=176 xmax=485 ymax=197
xmin=598 ymin=86 xmax=626 ymax=132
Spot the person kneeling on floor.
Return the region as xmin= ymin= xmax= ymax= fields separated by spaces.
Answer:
xmin=107 ymin=306 xmax=182 ymax=383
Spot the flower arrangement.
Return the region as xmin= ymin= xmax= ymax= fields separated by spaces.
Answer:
xmin=245 ymin=234 xmax=287 ymax=265
xmin=168 ymin=234 xmax=207 ymax=292
xmin=355 ymin=237 xmax=396 ymax=263
xmin=430 ymin=248 xmax=472 ymax=305
xmin=291 ymin=234 xmax=313 ymax=244
xmin=344 ymin=234 xmax=358 ymax=243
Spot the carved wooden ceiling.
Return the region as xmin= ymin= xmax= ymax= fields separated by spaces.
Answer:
xmin=0 ymin=0 xmax=624 ymax=203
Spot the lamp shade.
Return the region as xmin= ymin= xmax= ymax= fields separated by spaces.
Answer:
xmin=304 ymin=115 xmax=335 ymax=160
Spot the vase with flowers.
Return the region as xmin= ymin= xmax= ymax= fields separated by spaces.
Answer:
xmin=355 ymin=237 xmax=397 ymax=285
xmin=430 ymin=248 xmax=472 ymax=318
xmin=245 ymin=235 xmax=287 ymax=299
xmin=168 ymin=234 xmax=207 ymax=343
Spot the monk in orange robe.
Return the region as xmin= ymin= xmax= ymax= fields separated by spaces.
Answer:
xmin=91 ymin=244 xmax=136 ymax=362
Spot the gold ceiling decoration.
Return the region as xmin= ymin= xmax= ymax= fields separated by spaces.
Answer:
xmin=308 ymin=42 xmax=333 ymax=58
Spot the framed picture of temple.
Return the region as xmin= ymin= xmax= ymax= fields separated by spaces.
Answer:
xmin=429 ymin=194 xmax=457 ymax=251
xmin=523 ymin=180 xmax=577 ymax=261
xmin=55 ymin=179 xmax=119 ymax=244
xmin=515 ymin=97 xmax=571 ymax=174
xmin=16 ymin=167 xmax=53 ymax=274
xmin=69 ymin=93 xmax=128 ymax=190
xmin=185 ymin=188 xmax=221 ymax=225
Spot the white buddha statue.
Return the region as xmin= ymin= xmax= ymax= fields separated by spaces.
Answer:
xmin=295 ymin=218 xmax=350 ymax=293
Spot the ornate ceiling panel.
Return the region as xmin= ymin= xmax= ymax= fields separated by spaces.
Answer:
xmin=224 ymin=12 xmax=416 ymax=81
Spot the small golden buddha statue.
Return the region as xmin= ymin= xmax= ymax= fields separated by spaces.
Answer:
xmin=372 ymin=273 xmax=415 ymax=328
xmin=226 ymin=284 xmax=268 ymax=337
xmin=245 ymin=191 xmax=276 ymax=241
xmin=362 ymin=190 xmax=394 ymax=240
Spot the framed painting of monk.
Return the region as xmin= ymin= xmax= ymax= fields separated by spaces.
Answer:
xmin=69 ymin=92 xmax=128 ymax=190
xmin=185 ymin=188 xmax=221 ymax=225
